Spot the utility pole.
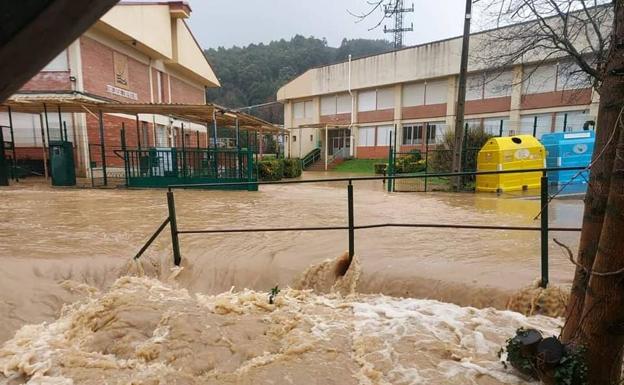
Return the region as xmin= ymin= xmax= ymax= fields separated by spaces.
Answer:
xmin=451 ymin=0 xmax=472 ymax=190
xmin=383 ymin=0 xmax=414 ymax=49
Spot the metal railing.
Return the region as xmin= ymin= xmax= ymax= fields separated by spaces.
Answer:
xmin=301 ymin=148 xmax=321 ymax=169
xmin=133 ymin=166 xmax=587 ymax=288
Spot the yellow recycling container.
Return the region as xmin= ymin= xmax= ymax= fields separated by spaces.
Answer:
xmin=476 ymin=135 xmax=545 ymax=193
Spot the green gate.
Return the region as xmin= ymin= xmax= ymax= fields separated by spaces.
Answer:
xmin=122 ymin=147 xmax=258 ymax=191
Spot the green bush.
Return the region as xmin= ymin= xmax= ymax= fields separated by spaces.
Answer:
xmin=395 ymin=150 xmax=425 ymax=174
xmin=374 ymin=163 xmax=387 ymax=175
xmin=429 ymin=127 xmax=493 ymax=173
xmin=258 ymin=159 xmax=284 ymax=181
xmin=283 ymin=158 xmax=302 ymax=178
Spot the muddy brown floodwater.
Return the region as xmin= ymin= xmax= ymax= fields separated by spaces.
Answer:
xmin=0 ymin=176 xmax=582 ymax=384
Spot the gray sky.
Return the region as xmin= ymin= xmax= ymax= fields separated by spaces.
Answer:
xmin=183 ymin=1 xmax=469 ymax=49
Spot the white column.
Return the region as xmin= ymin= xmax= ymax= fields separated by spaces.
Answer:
xmin=509 ymin=65 xmax=524 ymax=134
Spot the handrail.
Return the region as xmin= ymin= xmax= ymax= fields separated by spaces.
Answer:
xmin=301 ymin=147 xmax=321 ymax=169
xmin=133 ymin=166 xmax=588 ymax=289
xmin=167 ymin=166 xmax=586 ymax=190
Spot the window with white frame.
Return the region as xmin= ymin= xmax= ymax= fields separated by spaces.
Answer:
xmin=466 ymin=73 xmax=485 ymax=100
xmin=376 ymin=125 xmax=394 ymax=146
xmin=155 ymin=124 xmax=168 ymax=147
xmin=556 ymin=61 xmax=592 ymax=91
xmin=484 ymin=71 xmax=513 ymax=98
xmin=522 ymin=64 xmax=557 ymax=94
xmin=427 ymin=121 xmax=447 ymax=143
xmin=358 ymin=126 xmax=376 ymax=146
xmin=321 ymin=95 xmax=337 ymax=116
xmin=304 ymin=101 xmax=314 ymax=118
xmin=376 ymin=88 xmax=395 ymax=110
xmin=402 ymin=83 xmax=425 ymax=107
xmin=520 ymin=113 xmax=552 ymax=138
xmin=483 ymin=117 xmax=509 ymax=136
xmin=294 ymin=102 xmax=305 ymax=119
xmin=337 ymin=94 xmax=352 ymax=114
xmin=43 ymin=50 xmax=69 ymax=71
xmin=554 ymin=110 xmax=591 ymax=132
xmin=358 ymin=90 xmax=376 ymax=112
xmin=425 ymin=80 xmax=447 ymax=104
xmin=402 ymin=124 xmax=424 ymax=145
xmin=294 ymin=101 xmax=314 ymax=119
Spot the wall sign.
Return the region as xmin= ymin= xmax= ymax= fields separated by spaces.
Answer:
xmin=106 ymin=84 xmax=138 ymax=100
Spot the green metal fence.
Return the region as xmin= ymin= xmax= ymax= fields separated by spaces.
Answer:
xmin=121 ymin=147 xmax=257 ymax=190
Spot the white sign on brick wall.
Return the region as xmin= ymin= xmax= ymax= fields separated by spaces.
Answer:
xmin=106 ymin=85 xmax=138 ymax=101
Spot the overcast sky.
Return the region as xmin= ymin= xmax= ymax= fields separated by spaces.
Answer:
xmin=182 ymin=1 xmax=472 ymax=49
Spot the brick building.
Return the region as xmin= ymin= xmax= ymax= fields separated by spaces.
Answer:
xmin=278 ymin=18 xmax=602 ymax=165
xmin=1 ymin=1 xmax=219 ymax=176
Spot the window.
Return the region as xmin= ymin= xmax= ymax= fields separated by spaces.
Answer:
xmin=141 ymin=122 xmax=150 ymax=146
xmin=402 ymin=125 xmax=424 ymax=145
xmin=304 ymin=101 xmax=314 ymax=118
xmin=402 ymin=83 xmax=425 ymax=107
xmin=43 ymin=50 xmax=68 ymax=71
xmin=337 ymin=94 xmax=352 ymax=114
xmin=484 ymin=71 xmax=513 ymax=98
xmin=427 ymin=122 xmax=447 ymax=143
xmin=376 ymin=88 xmax=394 ymax=110
xmin=155 ymin=124 xmax=168 ymax=147
xmin=376 ymin=125 xmax=394 ymax=146
xmin=425 ymin=80 xmax=447 ymax=104
xmin=358 ymin=90 xmax=376 ymax=112
xmin=294 ymin=102 xmax=305 ymax=119
xmin=483 ymin=118 xmax=509 ymax=136
xmin=310 ymin=134 xmax=314 ymax=142
xmin=523 ymin=64 xmax=557 ymax=94
xmin=293 ymin=135 xmax=297 ymax=142
xmin=358 ymin=126 xmax=375 ymax=146
xmin=321 ymin=95 xmax=337 ymax=116
xmin=466 ymin=73 xmax=484 ymax=101
xmin=555 ymin=110 xmax=591 ymax=132
xmin=556 ymin=61 xmax=592 ymax=91
xmin=520 ymin=113 xmax=552 ymax=138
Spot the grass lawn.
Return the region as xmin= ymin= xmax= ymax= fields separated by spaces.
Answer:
xmin=332 ymin=159 xmax=383 ymax=174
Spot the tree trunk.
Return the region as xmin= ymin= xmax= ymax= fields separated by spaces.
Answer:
xmin=574 ymin=125 xmax=624 ymax=384
xmin=562 ymin=0 xmax=624 ymax=341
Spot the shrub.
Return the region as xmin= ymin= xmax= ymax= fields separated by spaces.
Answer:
xmin=429 ymin=127 xmax=493 ymax=173
xmin=283 ymin=158 xmax=302 ymax=178
xmin=395 ymin=150 xmax=425 ymax=174
xmin=258 ymin=159 xmax=284 ymax=181
xmin=374 ymin=163 xmax=387 ymax=175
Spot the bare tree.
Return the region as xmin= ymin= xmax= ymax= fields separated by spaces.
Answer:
xmin=470 ymin=1 xmax=624 ymax=383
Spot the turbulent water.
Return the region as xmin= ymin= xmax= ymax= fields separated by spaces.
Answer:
xmin=0 ymin=275 xmax=562 ymax=385
xmin=0 ymin=177 xmax=582 ymax=383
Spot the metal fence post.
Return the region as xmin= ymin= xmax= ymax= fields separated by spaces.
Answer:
xmin=121 ymin=124 xmax=129 ymax=187
xmin=387 ymin=131 xmax=393 ymax=193
xmin=247 ymin=148 xmax=254 ymax=191
xmin=540 ymin=172 xmax=549 ymax=288
xmin=347 ymin=180 xmax=355 ymax=261
xmin=167 ymin=191 xmax=182 ymax=266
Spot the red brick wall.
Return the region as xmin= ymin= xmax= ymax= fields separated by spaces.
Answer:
xmin=21 ymin=72 xmax=72 ymax=92
xmin=520 ymin=89 xmax=592 ymax=110
xmin=320 ymin=113 xmax=351 ymax=125
xmin=357 ymin=146 xmax=390 ymax=159
xmin=170 ymin=75 xmax=204 ymax=104
xmin=86 ymin=113 xmax=141 ymax=167
xmin=401 ymin=104 xmax=446 ymax=120
xmin=465 ymin=97 xmax=511 ymax=115
xmin=81 ymin=36 xmax=151 ymax=103
xmin=358 ymin=109 xmax=394 ymax=124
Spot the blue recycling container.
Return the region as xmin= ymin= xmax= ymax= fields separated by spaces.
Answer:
xmin=541 ymin=131 xmax=595 ymax=193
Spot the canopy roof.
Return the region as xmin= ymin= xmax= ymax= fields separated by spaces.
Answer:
xmin=2 ymin=91 xmax=283 ymax=133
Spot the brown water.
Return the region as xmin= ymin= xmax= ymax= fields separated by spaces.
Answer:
xmin=0 ymin=177 xmax=582 ymax=344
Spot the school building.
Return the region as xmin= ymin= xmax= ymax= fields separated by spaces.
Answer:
xmin=277 ymin=24 xmax=601 ymax=166
xmin=0 ymin=1 xmax=220 ymax=177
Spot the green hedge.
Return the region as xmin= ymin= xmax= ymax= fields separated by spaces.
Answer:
xmin=283 ymin=158 xmax=302 ymax=178
xmin=395 ymin=150 xmax=426 ymax=173
xmin=258 ymin=159 xmax=284 ymax=181
xmin=374 ymin=163 xmax=387 ymax=175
